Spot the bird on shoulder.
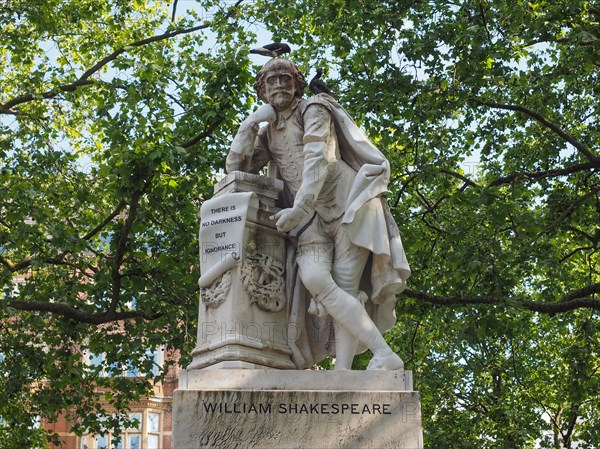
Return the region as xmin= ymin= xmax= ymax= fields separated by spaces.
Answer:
xmin=309 ymin=68 xmax=332 ymax=96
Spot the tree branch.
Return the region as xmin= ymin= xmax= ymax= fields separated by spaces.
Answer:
xmin=179 ymin=117 xmax=223 ymax=148
xmin=477 ymin=0 xmax=493 ymax=44
xmin=562 ymin=402 xmax=580 ymax=447
xmin=474 ymin=99 xmax=600 ymax=163
xmin=439 ymin=168 xmax=479 ymax=188
xmin=110 ymin=190 xmax=142 ymax=313
xmin=488 ymin=162 xmax=596 ymax=187
xmin=0 ymin=253 xmax=70 ymax=273
xmin=543 ymin=186 xmax=600 ymax=234
xmin=0 ymin=255 xmax=18 ymax=272
xmin=406 ymin=320 xmax=422 ymax=366
xmin=564 ymin=225 xmax=600 ymax=245
xmin=0 ymin=200 xmax=128 ymax=274
xmin=0 ymin=21 xmax=216 ymax=114
xmin=403 ymin=284 xmax=600 ymax=314
xmin=560 ymin=283 xmax=600 ymax=303
xmin=5 ymin=299 xmax=161 ymax=325
xmin=82 ymin=199 xmax=127 ymax=241
xmin=510 ymin=340 xmax=561 ymax=432
xmin=418 ymin=216 xmax=446 ymax=235
xmin=559 ymin=245 xmax=593 ymax=263
xmin=171 ymin=0 xmax=179 ymax=22
xmin=393 ymin=172 xmax=419 ymax=207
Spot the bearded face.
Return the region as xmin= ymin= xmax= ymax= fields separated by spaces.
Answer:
xmin=263 ymin=69 xmax=296 ymax=111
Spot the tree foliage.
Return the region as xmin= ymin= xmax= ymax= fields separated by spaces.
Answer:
xmin=1 ymin=0 xmax=599 ymax=448
xmin=1 ymin=0 xmax=255 ymax=445
xmin=260 ymin=0 xmax=600 ymax=447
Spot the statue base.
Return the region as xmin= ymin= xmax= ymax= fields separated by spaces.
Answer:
xmin=172 ymin=369 xmax=424 ymax=449
xmin=190 ymin=172 xmax=295 ymax=370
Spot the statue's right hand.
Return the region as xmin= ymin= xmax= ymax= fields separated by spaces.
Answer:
xmin=231 ymin=104 xmax=276 ymax=156
xmin=248 ymin=104 xmax=277 ymax=125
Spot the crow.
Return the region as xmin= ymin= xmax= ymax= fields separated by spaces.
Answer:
xmin=309 ymin=68 xmax=332 ymax=95
xmin=249 ymin=42 xmax=291 ymax=58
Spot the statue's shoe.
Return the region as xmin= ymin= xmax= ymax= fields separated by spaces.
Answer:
xmin=367 ymin=352 xmax=404 ymax=370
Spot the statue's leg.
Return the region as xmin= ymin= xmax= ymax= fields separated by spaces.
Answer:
xmin=296 ymin=254 xmax=403 ymax=371
xmin=294 ymin=234 xmax=365 ymax=369
xmin=329 ymin=242 xmax=369 ymax=370
xmin=330 ymin=222 xmax=405 ymax=370
xmin=333 ymin=324 xmax=358 ymax=370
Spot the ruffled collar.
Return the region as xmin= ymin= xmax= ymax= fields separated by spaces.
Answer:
xmin=274 ymin=97 xmax=301 ymax=129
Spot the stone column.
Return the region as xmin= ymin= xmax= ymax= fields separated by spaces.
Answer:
xmin=187 ymin=171 xmax=295 ymax=370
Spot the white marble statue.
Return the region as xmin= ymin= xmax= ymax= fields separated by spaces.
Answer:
xmin=226 ymin=58 xmax=411 ymax=370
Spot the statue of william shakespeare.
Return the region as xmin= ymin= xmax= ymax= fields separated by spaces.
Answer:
xmin=226 ymin=57 xmax=411 ymax=370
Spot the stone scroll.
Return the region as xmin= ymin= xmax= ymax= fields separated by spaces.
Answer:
xmin=198 ymin=191 xmax=254 ymax=291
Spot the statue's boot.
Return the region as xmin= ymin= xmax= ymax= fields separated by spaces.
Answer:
xmin=316 ymin=284 xmax=404 ymax=370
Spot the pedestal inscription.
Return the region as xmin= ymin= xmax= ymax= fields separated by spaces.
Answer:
xmin=198 ymin=191 xmax=253 ymax=289
xmin=172 ymin=370 xmax=424 ymax=449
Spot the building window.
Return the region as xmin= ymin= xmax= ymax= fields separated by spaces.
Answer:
xmin=147 ymin=412 xmax=159 ymax=432
xmin=89 ymin=353 xmax=104 ymax=370
xmin=111 ymin=437 xmax=124 ymax=449
xmin=95 ymin=435 xmax=108 ymax=449
xmin=129 ymin=412 xmax=142 ymax=430
xmin=125 ymin=364 xmax=140 ymax=377
xmin=147 ymin=412 xmax=160 ymax=449
xmin=147 ymin=434 xmax=159 ymax=449
xmin=127 ymin=435 xmax=141 ymax=449
xmin=148 ymin=349 xmax=160 ymax=377
xmin=87 ymin=348 xmax=162 ymax=378
xmin=81 ymin=411 xmax=162 ymax=449
xmin=125 ymin=348 xmax=161 ymax=378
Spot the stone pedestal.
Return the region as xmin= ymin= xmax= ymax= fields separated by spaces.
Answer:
xmin=189 ymin=172 xmax=294 ymax=370
xmin=176 ymin=172 xmax=424 ymax=448
xmin=173 ymin=369 xmax=424 ymax=449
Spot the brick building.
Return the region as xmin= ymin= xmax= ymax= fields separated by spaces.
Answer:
xmin=43 ymin=357 xmax=179 ymax=449
xmin=4 ymin=266 xmax=183 ymax=449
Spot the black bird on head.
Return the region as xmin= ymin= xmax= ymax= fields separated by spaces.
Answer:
xmin=309 ymin=68 xmax=332 ymax=96
xmin=249 ymin=42 xmax=291 ymax=58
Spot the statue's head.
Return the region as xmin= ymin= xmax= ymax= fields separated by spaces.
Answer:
xmin=254 ymin=59 xmax=307 ymax=111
